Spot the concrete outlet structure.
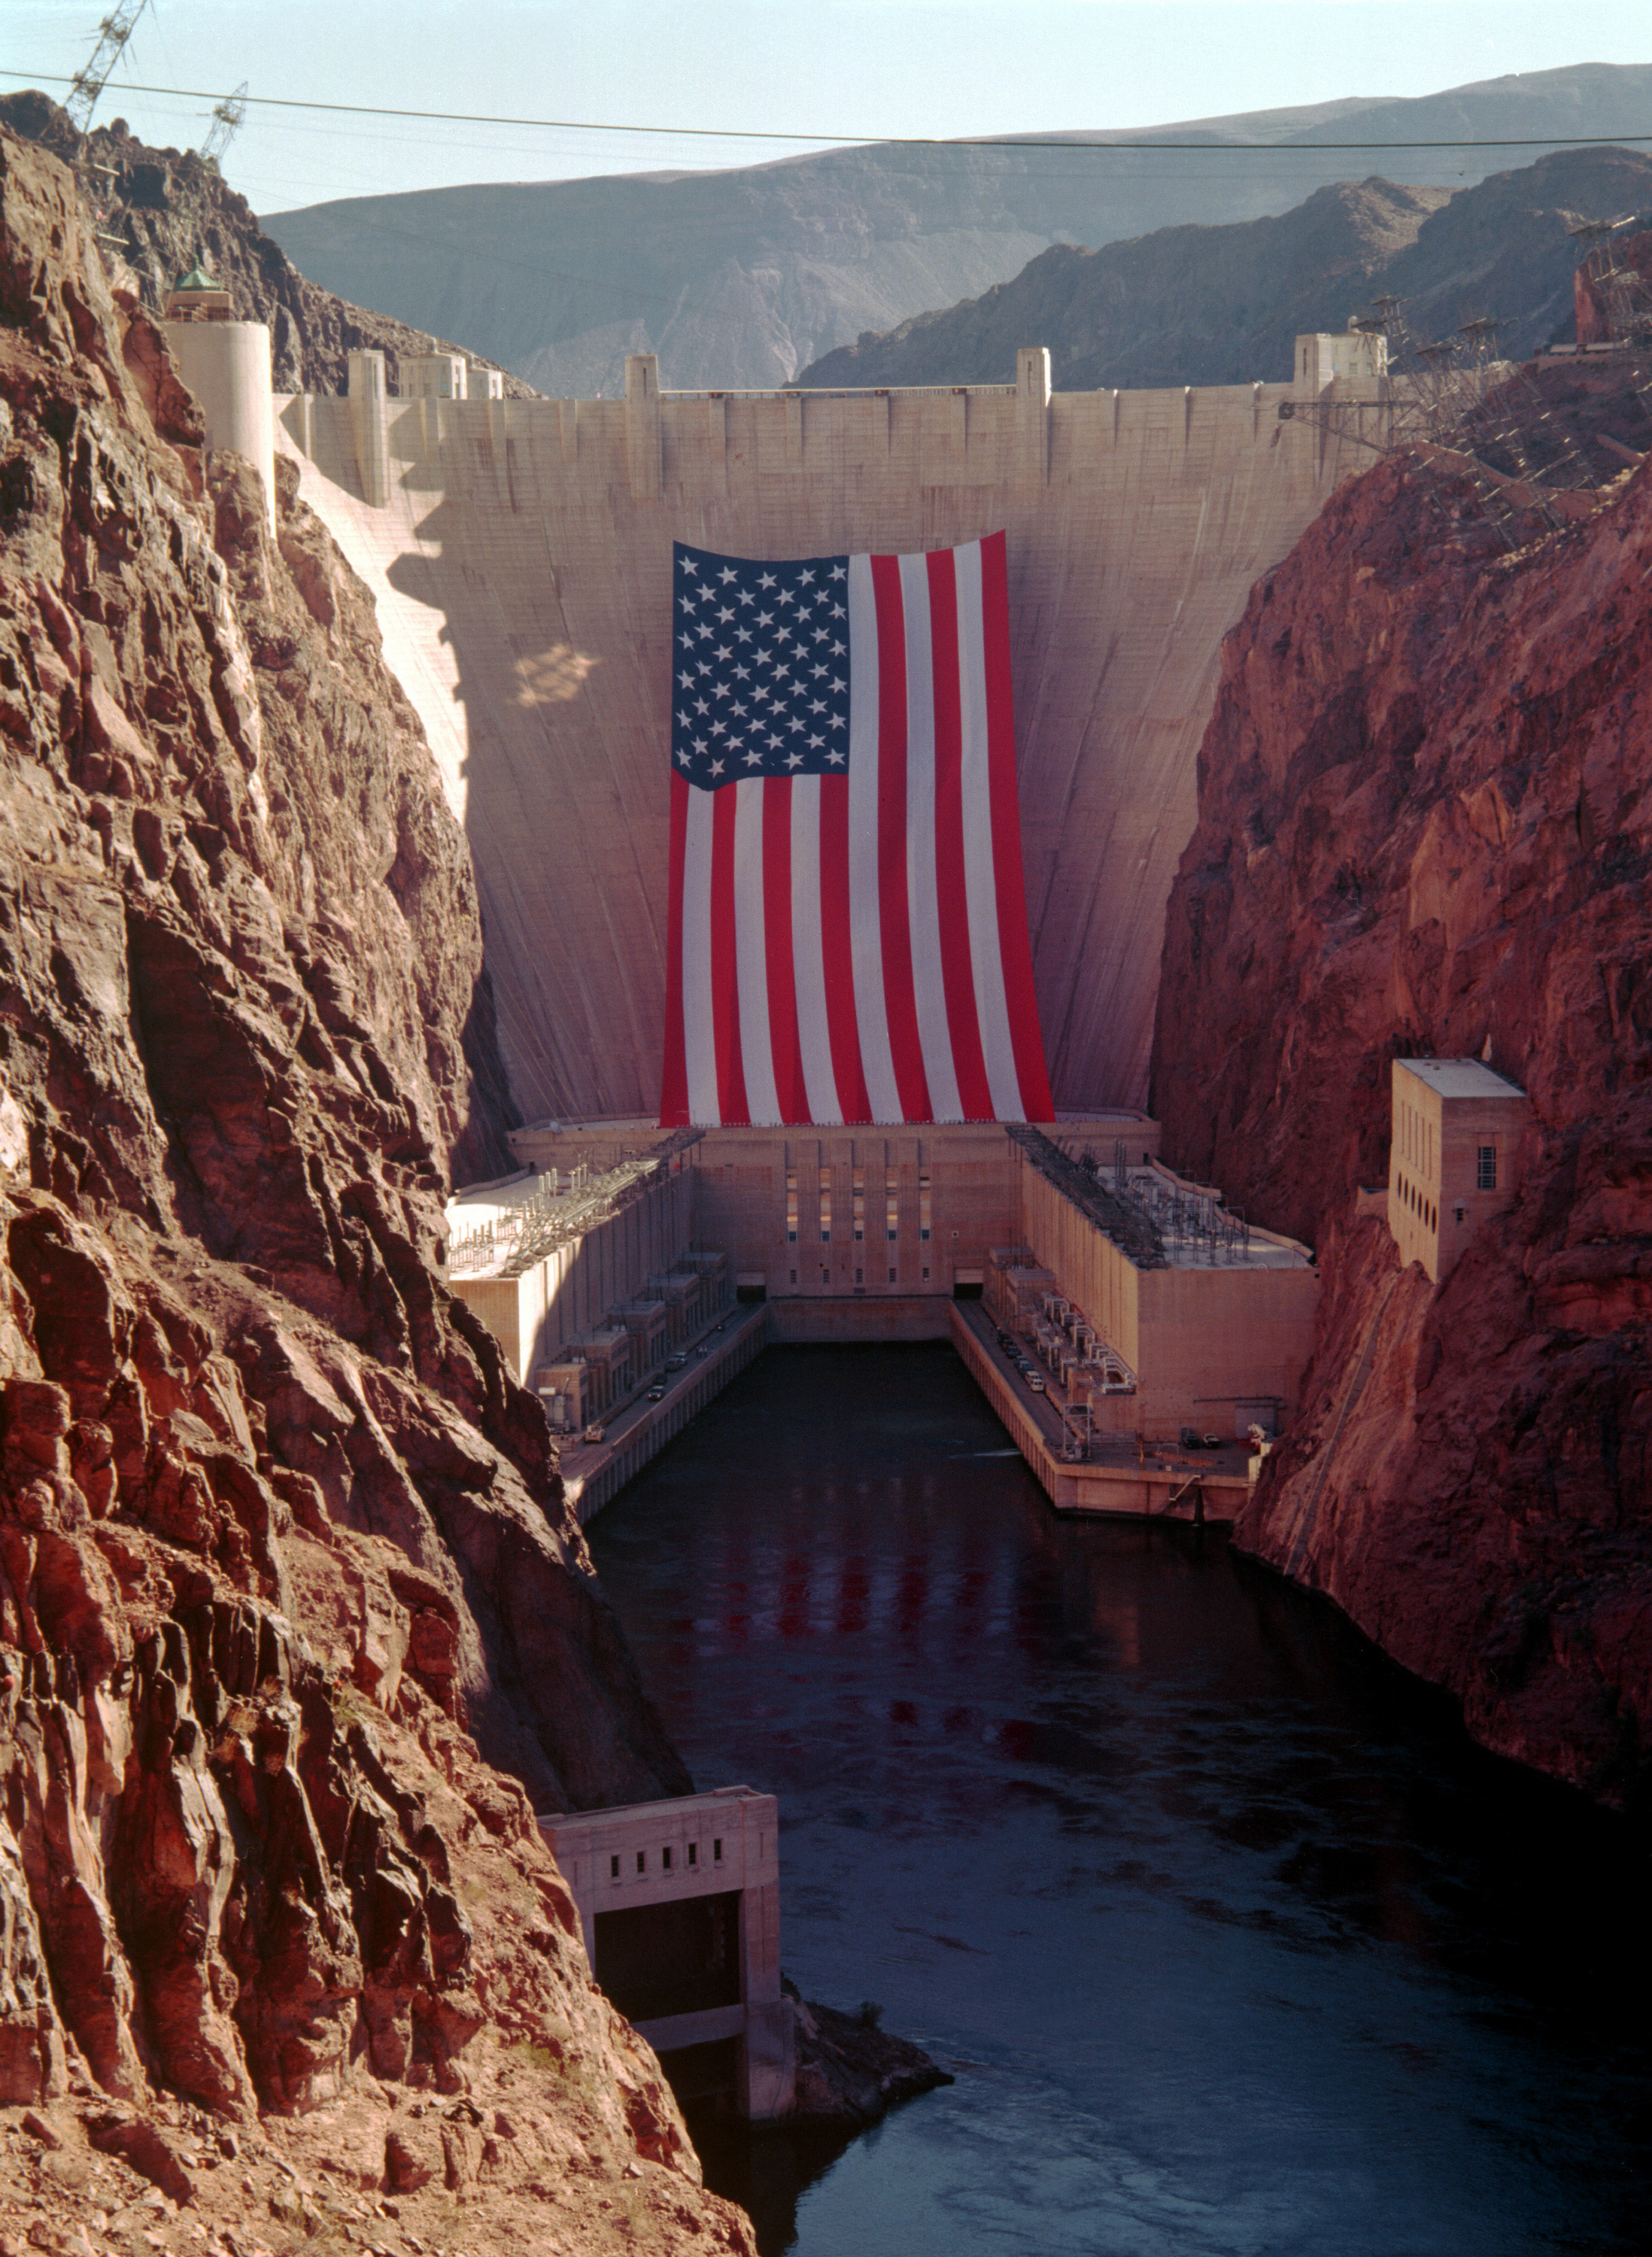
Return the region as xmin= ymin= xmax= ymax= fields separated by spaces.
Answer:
xmin=1387 ymin=1057 xmax=1530 ymax=1283
xmin=545 ymin=1788 xmax=794 ymax=2121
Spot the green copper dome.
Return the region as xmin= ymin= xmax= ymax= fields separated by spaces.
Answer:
xmin=174 ymin=260 xmax=218 ymax=292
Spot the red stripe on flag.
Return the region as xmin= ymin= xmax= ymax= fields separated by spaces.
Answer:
xmin=660 ymin=768 xmax=691 ymax=1127
xmin=870 ymin=554 xmax=932 ymax=1122
xmin=818 ymin=774 xmax=870 ymax=1122
xmin=980 ymin=530 xmax=1053 ymax=1119
xmin=709 ymin=783 xmax=749 ymax=1124
xmin=927 ymin=548 xmax=995 ymax=1122
xmin=762 ymin=777 xmax=806 ymax=1123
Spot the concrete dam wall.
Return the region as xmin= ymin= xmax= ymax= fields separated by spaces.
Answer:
xmin=275 ymin=354 xmax=1379 ymax=1124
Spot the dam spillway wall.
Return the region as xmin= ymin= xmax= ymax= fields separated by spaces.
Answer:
xmin=274 ymin=358 xmax=1381 ymax=1124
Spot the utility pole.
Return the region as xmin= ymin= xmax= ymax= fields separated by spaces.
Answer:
xmin=200 ymin=82 xmax=248 ymax=170
xmin=66 ymin=0 xmax=151 ymax=133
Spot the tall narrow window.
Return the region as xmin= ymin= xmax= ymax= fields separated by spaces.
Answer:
xmin=1477 ymin=1145 xmax=1497 ymax=1191
xmin=886 ymin=1169 xmax=898 ymax=1241
xmin=852 ymin=1168 xmax=865 ymax=1241
xmin=818 ymin=1165 xmax=832 ymax=1242
xmin=919 ymin=1170 xmax=931 ymax=1243
xmin=785 ymin=1168 xmax=798 ymax=1244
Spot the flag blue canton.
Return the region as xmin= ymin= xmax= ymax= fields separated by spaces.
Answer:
xmin=670 ymin=543 xmax=852 ymax=789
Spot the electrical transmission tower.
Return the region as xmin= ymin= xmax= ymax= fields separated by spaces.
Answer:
xmin=1569 ymin=214 xmax=1652 ymax=348
xmin=66 ymin=0 xmax=151 ymax=132
xmin=1280 ymin=286 xmax=1610 ymax=552
xmin=199 ymin=82 xmax=248 ymax=170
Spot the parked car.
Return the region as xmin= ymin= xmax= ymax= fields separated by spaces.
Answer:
xmin=1180 ymin=1428 xmax=1204 ymax=1450
xmin=582 ymin=1422 xmax=606 ymax=1444
xmin=1202 ymin=1433 xmax=1222 ymax=1450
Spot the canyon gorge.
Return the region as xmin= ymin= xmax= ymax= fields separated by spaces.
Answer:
xmin=1 ymin=54 xmax=1651 ymax=2257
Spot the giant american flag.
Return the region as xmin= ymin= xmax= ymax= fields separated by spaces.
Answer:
xmin=658 ymin=531 xmax=1052 ymax=1127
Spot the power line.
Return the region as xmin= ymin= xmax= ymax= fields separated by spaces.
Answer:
xmin=5 ymin=67 xmax=1652 ymax=153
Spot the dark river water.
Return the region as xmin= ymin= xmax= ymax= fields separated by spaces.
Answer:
xmin=588 ymin=1344 xmax=1652 ymax=2257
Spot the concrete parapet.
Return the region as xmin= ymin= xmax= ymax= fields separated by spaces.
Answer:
xmin=626 ymin=352 xmax=663 ymax=500
xmin=1016 ymin=345 xmax=1050 ymax=487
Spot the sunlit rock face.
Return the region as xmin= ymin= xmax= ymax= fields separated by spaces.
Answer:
xmin=0 ymin=120 xmax=754 ymax=2257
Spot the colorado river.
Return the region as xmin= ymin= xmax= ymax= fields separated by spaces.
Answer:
xmin=588 ymin=1344 xmax=1652 ymax=2255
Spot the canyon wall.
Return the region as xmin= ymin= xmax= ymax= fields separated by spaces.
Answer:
xmin=276 ymin=360 xmax=1383 ymax=1125
xmin=0 ymin=124 xmax=752 ymax=2255
xmin=1151 ymin=422 xmax=1652 ymax=1812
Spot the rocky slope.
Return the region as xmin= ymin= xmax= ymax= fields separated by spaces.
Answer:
xmin=799 ymin=147 xmax=1652 ymax=393
xmin=0 ymin=119 xmax=758 ymax=2255
xmin=1149 ymin=371 xmax=1652 ymax=1818
xmin=0 ymin=93 xmax=534 ymax=399
xmin=261 ymin=64 xmax=1652 ymax=398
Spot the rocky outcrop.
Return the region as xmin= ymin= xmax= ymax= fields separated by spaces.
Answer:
xmin=782 ymin=1991 xmax=951 ymax=2131
xmin=0 ymin=93 xmax=535 ymax=399
xmin=1149 ymin=378 xmax=1652 ymax=1814
xmin=0 ymin=119 xmax=742 ymax=2256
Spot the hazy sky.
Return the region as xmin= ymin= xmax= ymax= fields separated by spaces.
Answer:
xmin=6 ymin=0 xmax=1650 ymax=214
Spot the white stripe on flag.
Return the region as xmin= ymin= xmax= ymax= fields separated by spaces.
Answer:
xmin=790 ymin=775 xmax=840 ymax=1123
xmin=733 ymin=778 xmax=780 ymax=1125
xmin=846 ymin=554 xmax=901 ymax=1121
xmin=682 ymin=782 xmax=721 ymax=1126
xmin=897 ymin=551 xmax=964 ymax=1123
xmin=953 ymin=539 xmax=1022 ymax=1119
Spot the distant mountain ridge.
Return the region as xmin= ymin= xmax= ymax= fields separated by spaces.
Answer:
xmin=260 ymin=62 xmax=1652 ymax=397
xmin=798 ymin=147 xmax=1652 ymax=393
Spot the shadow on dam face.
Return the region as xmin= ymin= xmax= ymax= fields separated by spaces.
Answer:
xmin=280 ymin=368 xmax=1373 ymax=1124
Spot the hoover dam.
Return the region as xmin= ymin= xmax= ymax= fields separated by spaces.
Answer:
xmin=272 ymin=346 xmax=1386 ymax=1122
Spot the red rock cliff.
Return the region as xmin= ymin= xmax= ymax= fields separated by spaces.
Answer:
xmin=1151 ymin=412 xmax=1652 ymax=1815
xmin=0 ymin=126 xmax=748 ymax=2257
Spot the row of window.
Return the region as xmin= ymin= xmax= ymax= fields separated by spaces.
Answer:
xmin=786 ymin=1166 xmax=931 ymax=1244
xmin=1398 ymin=1145 xmax=1497 ymax=1235
xmin=610 ymin=1838 xmax=724 ymax=1879
xmin=788 ymin=1266 xmax=932 ymax=1286
xmin=1398 ymin=1172 xmax=1438 ymax=1234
